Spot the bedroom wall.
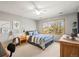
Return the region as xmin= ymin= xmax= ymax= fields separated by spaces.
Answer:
xmin=0 ymin=11 xmax=36 ymax=42
xmin=0 ymin=11 xmax=36 ymax=31
xmin=36 ymin=13 xmax=77 ymax=40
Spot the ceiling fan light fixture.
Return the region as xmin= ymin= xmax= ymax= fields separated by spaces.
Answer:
xmin=35 ymin=9 xmax=41 ymax=15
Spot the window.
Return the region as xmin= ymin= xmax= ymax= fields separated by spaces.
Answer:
xmin=42 ymin=19 xmax=65 ymax=35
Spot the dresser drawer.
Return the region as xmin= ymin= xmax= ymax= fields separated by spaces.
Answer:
xmin=60 ymin=40 xmax=79 ymax=57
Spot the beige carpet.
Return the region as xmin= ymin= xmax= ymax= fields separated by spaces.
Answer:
xmin=12 ymin=42 xmax=60 ymax=57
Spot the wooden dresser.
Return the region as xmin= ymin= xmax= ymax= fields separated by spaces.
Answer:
xmin=59 ymin=37 xmax=79 ymax=57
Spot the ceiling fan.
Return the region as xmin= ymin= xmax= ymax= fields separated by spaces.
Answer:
xmin=31 ymin=1 xmax=43 ymax=15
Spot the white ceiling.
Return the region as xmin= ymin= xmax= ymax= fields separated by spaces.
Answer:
xmin=0 ymin=1 xmax=79 ymax=20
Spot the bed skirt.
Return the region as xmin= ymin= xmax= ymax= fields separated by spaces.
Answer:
xmin=28 ymin=40 xmax=54 ymax=50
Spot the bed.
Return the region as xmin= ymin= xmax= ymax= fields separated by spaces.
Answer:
xmin=27 ymin=31 xmax=54 ymax=50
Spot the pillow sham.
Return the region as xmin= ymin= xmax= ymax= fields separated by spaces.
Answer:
xmin=29 ymin=31 xmax=34 ymax=36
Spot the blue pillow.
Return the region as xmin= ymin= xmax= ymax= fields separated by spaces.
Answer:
xmin=33 ymin=31 xmax=38 ymax=35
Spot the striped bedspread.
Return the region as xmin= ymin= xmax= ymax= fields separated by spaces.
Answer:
xmin=28 ymin=34 xmax=54 ymax=49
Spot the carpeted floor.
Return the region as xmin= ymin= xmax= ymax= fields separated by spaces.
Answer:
xmin=12 ymin=42 xmax=60 ymax=57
